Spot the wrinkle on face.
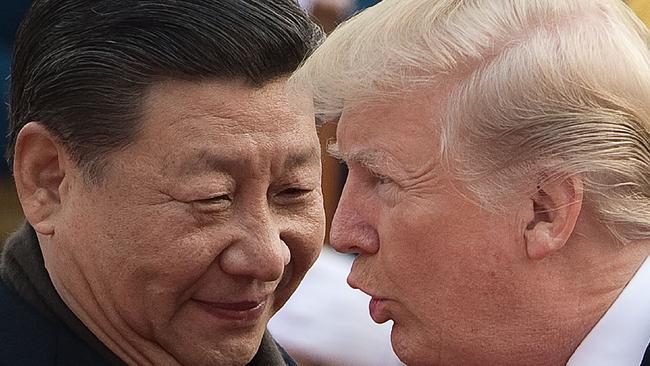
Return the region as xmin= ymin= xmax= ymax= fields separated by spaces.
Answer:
xmin=47 ymin=78 xmax=325 ymax=366
xmin=332 ymin=91 xmax=545 ymax=365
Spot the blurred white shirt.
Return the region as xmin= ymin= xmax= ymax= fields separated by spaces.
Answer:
xmin=269 ymin=246 xmax=404 ymax=366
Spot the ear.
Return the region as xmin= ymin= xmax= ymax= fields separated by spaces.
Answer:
xmin=523 ymin=175 xmax=584 ymax=260
xmin=13 ymin=122 xmax=68 ymax=236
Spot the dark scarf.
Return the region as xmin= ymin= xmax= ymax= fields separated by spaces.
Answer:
xmin=0 ymin=222 xmax=291 ymax=366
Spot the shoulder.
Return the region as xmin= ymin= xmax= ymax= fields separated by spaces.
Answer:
xmin=0 ymin=279 xmax=59 ymax=364
xmin=0 ymin=280 xmax=110 ymax=365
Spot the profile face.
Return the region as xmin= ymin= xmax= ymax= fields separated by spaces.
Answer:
xmin=330 ymin=95 xmax=531 ymax=365
xmin=47 ymin=79 xmax=325 ymax=365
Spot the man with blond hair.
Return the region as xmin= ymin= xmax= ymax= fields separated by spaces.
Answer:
xmin=293 ymin=0 xmax=650 ymax=365
xmin=1 ymin=1 xmax=326 ymax=365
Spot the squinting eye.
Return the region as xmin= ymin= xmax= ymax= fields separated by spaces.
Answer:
xmin=279 ymin=188 xmax=312 ymax=197
xmin=194 ymin=194 xmax=232 ymax=208
xmin=274 ymin=187 xmax=314 ymax=204
xmin=372 ymin=172 xmax=393 ymax=185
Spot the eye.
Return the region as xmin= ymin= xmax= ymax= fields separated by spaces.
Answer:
xmin=280 ymin=187 xmax=312 ymax=197
xmin=373 ymin=173 xmax=393 ymax=185
xmin=275 ymin=187 xmax=314 ymax=204
xmin=193 ymin=194 xmax=232 ymax=210
xmin=369 ymin=170 xmax=393 ymax=185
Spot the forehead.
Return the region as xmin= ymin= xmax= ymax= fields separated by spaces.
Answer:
xmin=143 ymin=78 xmax=311 ymax=132
xmin=335 ymin=94 xmax=442 ymax=167
xmin=132 ymin=78 xmax=320 ymax=173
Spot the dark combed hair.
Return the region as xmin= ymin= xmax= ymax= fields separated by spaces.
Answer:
xmin=6 ymin=0 xmax=324 ymax=180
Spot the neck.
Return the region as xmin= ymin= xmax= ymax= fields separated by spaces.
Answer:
xmin=38 ymin=230 xmax=182 ymax=366
xmin=531 ymin=222 xmax=650 ymax=365
xmin=46 ymin=261 xmax=183 ymax=366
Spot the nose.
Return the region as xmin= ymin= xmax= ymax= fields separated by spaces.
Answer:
xmin=329 ymin=180 xmax=379 ymax=255
xmin=219 ymin=214 xmax=290 ymax=282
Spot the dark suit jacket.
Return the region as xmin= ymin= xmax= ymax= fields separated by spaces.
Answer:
xmin=643 ymin=343 xmax=650 ymax=366
xmin=0 ymin=279 xmax=112 ymax=365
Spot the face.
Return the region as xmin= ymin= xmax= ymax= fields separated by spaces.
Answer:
xmin=44 ymin=79 xmax=325 ymax=365
xmin=330 ymin=96 xmax=551 ymax=366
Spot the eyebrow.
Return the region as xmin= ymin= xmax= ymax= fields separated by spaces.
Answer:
xmin=327 ymin=142 xmax=384 ymax=171
xmin=173 ymin=151 xmax=234 ymax=176
xmin=176 ymin=147 xmax=320 ymax=176
xmin=283 ymin=148 xmax=321 ymax=170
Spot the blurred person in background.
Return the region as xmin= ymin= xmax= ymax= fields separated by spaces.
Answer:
xmin=299 ymin=0 xmax=355 ymax=33
xmin=294 ymin=0 xmax=650 ymax=365
xmin=0 ymin=0 xmax=325 ymax=365
xmin=298 ymin=0 xmax=380 ymax=33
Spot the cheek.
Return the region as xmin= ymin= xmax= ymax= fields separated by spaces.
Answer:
xmin=276 ymin=205 xmax=325 ymax=303
xmin=381 ymin=194 xmax=514 ymax=272
xmin=289 ymin=231 xmax=324 ymax=278
xmin=288 ymin=199 xmax=326 ymax=264
xmin=108 ymin=229 xmax=234 ymax=338
xmin=376 ymin=201 xmax=448 ymax=284
xmin=133 ymin=230 xmax=224 ymax=285
xmin=98 ymin=210 xmax=230 ymax=315
xmin=380 ymin=200 xmax=523 ymax=327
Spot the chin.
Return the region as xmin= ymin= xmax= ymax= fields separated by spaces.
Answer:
xmin=171 ymin=336 xmax=262 ymax=366
xmin=391 ymin=324 xmax=440 ymax=366
xmin=395 ymin=351 xmax=445 ymax=366
xmin=161 ymin=313 xmax=268 ymax=366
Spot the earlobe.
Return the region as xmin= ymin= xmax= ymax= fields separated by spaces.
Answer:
xmin=523 ymin=175 xmax=584 ymax=260
xmin=13 ymin=122 xmax=68 ymax=236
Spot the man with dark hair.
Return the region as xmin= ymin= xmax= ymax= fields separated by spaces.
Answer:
xmin=0 ymin=1 xmax=326 ymax=365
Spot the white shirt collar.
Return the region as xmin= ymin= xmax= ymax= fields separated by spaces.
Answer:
xmin=567 ymin=255 xmax=650 ymax=366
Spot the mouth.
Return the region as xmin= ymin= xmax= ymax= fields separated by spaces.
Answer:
xmin=349 ymin=277 xmax=392 ymax=323
xmin=369 ymin=297 xmax=392 ymax=324
xmin=348 ymin=272 xmax=393 ymax=323
xmin=193 ymin=298 xmax=268 ymax=324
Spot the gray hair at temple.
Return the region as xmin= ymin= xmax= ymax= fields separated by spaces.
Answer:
xmin=292 ymin=0 xmax=650 ymax=244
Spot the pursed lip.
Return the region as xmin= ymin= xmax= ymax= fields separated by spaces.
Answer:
xmin=193 ymin=297 xmax=269 ymax=323
xmin=369 ymin=297 xmax=391 ymax=323
xmin=348 ymin=274 xmax=393 ymax=323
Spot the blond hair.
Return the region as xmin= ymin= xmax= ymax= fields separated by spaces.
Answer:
xmin=292 ymin=0 xmax=650 ymax=243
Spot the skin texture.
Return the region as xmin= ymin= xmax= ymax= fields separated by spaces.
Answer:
xmin=15 ymin=78 xmax=325 ymax=365
xmin=328 ymin=94 xmax=649 ymax=366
